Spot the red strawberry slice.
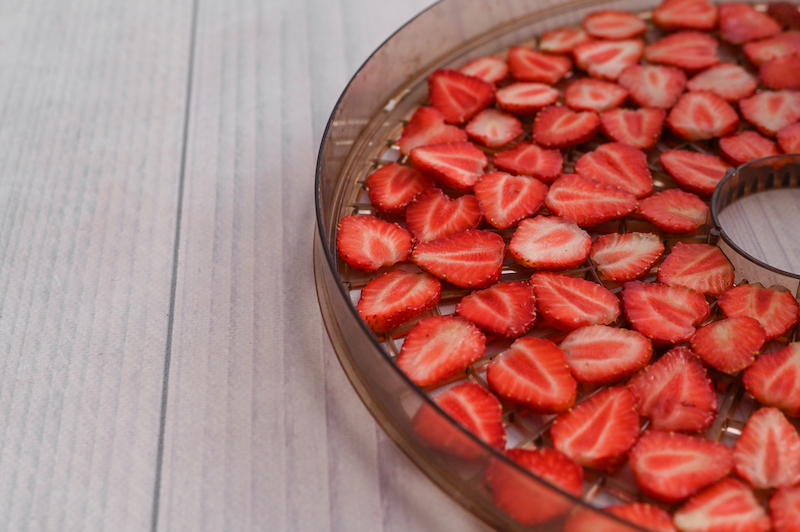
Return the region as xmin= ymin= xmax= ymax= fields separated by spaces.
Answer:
xmin=771 ymin=486 xmax=800 ymax=532
xmin=734 ymin=407 xmax=800 ymax=489
xmin=465 ymin=108 xmax=523 ymax=147
xmin=366 ymin=162 xmax=435 ymax=216
xmin=428 ymin=69 xmax=495 ymax=124
xmin=719 ymin=131 xmax=781 ymax=166
xmin=778 ymin=122 xmax=800 ymax=153
xmin=573 ymin=39 xmax=644 ymax=80
xmin=660 ymin=149 xmax=731 ymax=196
xmin=768 ymin=3 xmax=800 ymax=30
xmin=644 ymin=31 xmax=720 ymax=72
xmin=405 ymin=187 xmax=482 ymax=243
xmin=653 ymin=0 xmax=718 ymax=32
xmin=564 ymin=502 xmax=677 ymax=532
xmin=622 ymin=281 xmax=710 ymax=345
xmin=686 ymin=63 xmax=757 ymax=102
xmin=657 ymin=242 xmax=734 ymax=296
xmin=628 ymin=431 xmax=733 ymax=504
xmin=412 ymin=229 xmax=505 ymax=290
xmin=564 ymin=78 xmax=629 ymax=113
xmin=743 ymin=342 xmax=800 ymax=416
xmin=473 ymin=171 xmax=548 ymax=229
xmin=455 ymin=281 xmax=537 ymax=338
xmin=719 ymin=2 xmax=782 ymax=44
xmin=589 ymin=232 xmax=665 ymax=282
xmin=690 ymin=316 xmax=766 ymax=374
xmin=717 ymin=283 xmax=800 ymax=340
xmin=396 ymin=106 xmax=469 ymax=155
xmin=560 ymin=325 xmax=652 ymax=385
xmin=743 ymin=31 xmax=800 ymax=66
xmin=495 ymin=82 xmax=560 ymax=115
xmin=617 ymin=64 xmax=687 ymax=109
xmin=492 ymin=141 xmax=563 ymax=183
xmin=532 ymin=105 xmax=600 ymax=148
xmin=673 ymin=478 xmax=771 ymax=532
xmin=667 ymin=91 xmax=739 ymax=141
xmin=458 ymin=56 xmax=508 ymax=84
xmin=637 ymin=188 xmax=709 ymax=235
xmin=600 ymin=108 xmax=667 ymax=151
xmin=357 ymin=271 xmax=441 ymax=334
xmin=531 ymin=272 xmax=621 ymax=331
xmin=575 ymin=142 xmax=653 ymax=197
xmin=507 ymin=46 xmax=572 ymax=85
xmin=486 ymin=336 xmax=577 ymax=413
xmin=508 ymin=215 xmax=591 ymax=270
xmin=582 ymin=10 xmax=647 ymax=40
xmin=336 ymin=215 xmax=412 ymax=272
xmin=545 ymin=173 xmax=638 ymax=227
xmin=761 ymin=56 xmax=800 ymax=91
xmin=409 ymin=141 xmax=488 ymax=191
xmin=539 ymin=26 xmax=593 ymax=54
xmin=739 ymin=90 xmax=800 ymax=137
xmin=396 ymin=315 xmax=486 ymax=387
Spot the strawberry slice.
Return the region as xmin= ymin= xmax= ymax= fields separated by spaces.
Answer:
xmin=465 ymin=108 xmax=523 ymax=147
xmin=657 ymin=242 xmax=734 ymax=296
xmin=486 ymin=336 xmax=577 ymax=413
xmin=743 ymin=342 xmax=800 ymax=416
xmin=473 ymin=171 xmax=548 ymax=229
xmin=666 ymin=91 xmax=739 ymax=141
xmin=455 ymin=281 xmax=537 ymax=338
xmin=743 ymin=31 xmax=800 ymax=66
xmin=495 ymin=82 xmax=560 ymax=115
xmin=405 ymin=187 xmax=482 ymax=243
xmin=573 ymin=39 xmax=644 ymax=80
xmin=564 ymin=78 xmax=629 ymax=113
xmin=739 ymin=90 xmax=800 ymax=137
xmin=428 ymin=69 xmax=495 ymax=124
xmin=673 ymin=478 xmax=771 ymax=532
xmin=412 ymin=229 xmax=505 ymax=290
xmin=652 ymin=0 xmax=718 ymax=32
xmin=617 ymin=64 xmax=687 ymax=109
xmin=590 ymin=232 xmax=665 ymax=282
xmin=531 ymin=272 xmax=621 ymax=331
xmin=637 ymin=188 xmax=709 ymax=235
xmin=564 ymin=502 xmax=677 ymax=532
xmin=686 ymin=63 xmax=757 ymax=102
xmin=717 ymin=283 xmax=800 ymax=340
xmin=660 ymin=149 xmax=731 ymax=196
xmin=546 ymin=173 xmax=638 ymax=227
xmin=396 ymin=315 xmax=486 ymax=387
xmin=644 ymin=31 xmax=720 ymax=72
xmin=336 ymin=215 xmax=412 ymax=271
xmin=582 ymin=10 xmax=647 ymax=40
xmin=622 ymin=281 xmax=710 ymax=345
xmin=719 ymin=130 xmax=781 ymax=166
xmin=507 ymin=46 xmax=572 ymax=85
xmin=734 ymin=406 xmax=800 ymax=489
xmin=409 ymin=141 xmax=488 ymax=191
xmin=768 ymin=3 xmax=800 ymax=30
xmin=508 ymin=215 xmax=591 ymax=270
xmin=458 ymin=56 xmax=508 ymax=84
xmin=539 ymin=26 xmax=593 ymax=54
xmin=357 ymin=271 xmax=441 ymax=334
xmin=532 ymin=105 xmax=600 ymax=148
xmin=492 ymin=141 xmax=563 ymax=183
xmin=778 ymin=122 xmax=800 ymax=153
xmin=560 ymin=325 xmax=652 ymax=385
xmin=719 ymin=2 xmax=782 ymax=44
xmin=628 ymin=431 xmax=733 ymax=504
xmin=366 ymin=162 xmax=435 ymax=216
xmin=761 ymin=56 xmax=800 ymax=91
xmin=397 ymin=106 xmax=469 ymax=155
xmin=771 ymin=486 xmax=800 ymax=532
xmin=575 ymin=142 xmax=653 ymax=197
xmin=602 ymin=108 xmax=667 ymax=151
xmin=690 ymin=316 xmax=766 ymax=374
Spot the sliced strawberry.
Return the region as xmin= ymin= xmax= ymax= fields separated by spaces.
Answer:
xmin=657 ymin=242 xmax=734 ymax=296
xmin=637 ymin=188 xmax=709 ymax=235
xmin=652 ymin=0 xmax=718 ymax=32
xmin=539 ymin=26 xmax=593 ymax=54
xmin=409 ymin=141 xmax=488 ymax=191
xmin=495 ymin=82 xmax=560 ymax=115
xmin=628 ymin=431 xmax=733 ymax=504
xmin=531 ymin=272 xmax=621 ymax=331
xmin=617 ymin=64 xmax=687 ymax=109
xmin=660 ymin=149 xmax=731 ymax=196
xmin=396 ymin=315 xmax=486 ymax=387
xmin=622 ymin=281 xmax=710 ymax=345
xmin=508 ymin=215 xmax=591 ymax=270
xmin=644 ymin=31 xmax=720 ymax=72
xmin=465 ymin=108 xmax=523 ymax=147
xmin=666 ymin=91 xmax=739 ymax=141
xmin=564 ymin=502 xmax=677 ymax=532
xmin=740 ymin=90 xmax=800 ymax=137
xmin=473 ymin=171 xmax=548 ymax=229
xmin=573 ymin=39 xmax=644 ymax=80
xmin=492 ymin=141 xmax=563 ymax=183
xmin=507 ymin=46 xmax=572 ymax=85
xmin=719 ymin=130 xmax=781 ymax=166
xmin=761 ymin=55 xmax=800 ymax=91
xmin=532 ymin=105 xmax=600 ymax=148
xmin=428 ymin=69 xmax=495 ymax=124
xmin=458 ymin=56 xmax=508 ymax=84
xmin=778 ymin=122 xmax=800 ymax=153
xmin=575 ymin=142 xmax=653 ymax=197
xmin=357 ymin=271 xmax=441 ymax=334
xmin=397 ymin=106 xmax=469 ymax=155
xmin=734 ymin=406 xmax=800 ymax=489
xmin=743 ymin=31 xmax=800 ymax=66
xmin=546 ymin=173 xmax=638 ymax=227
xmin=673 ymin=478 xmax=771 ymax=532
xmin=411 ymin=229 xmax=505 ymax=290
xmin=560 ymin=325 xmax=652 ymax=385
xmin=600 ymin=108 xmax=666 ymax=151
xmin=771 ymin=485 xmax=800 ymax=532
xmin=719 ymin=2 xmax=782 ymax=44
xmin=768 ymin=3 xmax=800 ymax=30
xmin=455 ymin=281 xmax=537 ymax=338
xmin=582 ymin=10 xmax=647 ymax=40
xmin=336 ymin=215 xmax=412 ymax=271
xmin=743 ymin=342 xmax=800 ymax=416
xmin=366 ymin=162 xmax=435 ymax=216
xmin=717 ymin=283 xmax=800 ymax=340
xmin=486 ymin=336 xmax=577 ymax=413
xmin=564 ymin=78 xmax=629 ymax=113
xmin=690 ymin=316 xmax=766 ymax=374
xmin=686 ymin=63 xmax=757 ymax=102
xmin=590 ymin=232 xmax=665 ymax=282
xmin=405 ymin=187 xmax=482 ymax=243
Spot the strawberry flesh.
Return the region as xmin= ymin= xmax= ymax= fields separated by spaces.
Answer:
xmin=733 ymin=406 xmax=800 ymax=490
xmin=600 ymin=108 xmax=666 ymax=151
xmin=761 ymin=55 xmax=800 ymax=91
xmin=690 ymin=316 xmax=766 ymax=375
xmin=573 ymin=39 xmax=644 ymax=80
xmin=660 ymin=149 xmax=730 ymax=196
xmin=565 ymin=502 xmax=677 ymax=532
xmin=739 ymin=89 xmax=800 ymax=137
xmin=637 ymin=188 xmax=709 ymax=235
xmin=405 ymin=187 xmax=482 ymax=243
xmin=545 ymin=173 xmax=638 ymax=227
xmin=657 ymin=242 xmax=734 ymax=296
xmin=366 ymin=162 xmax=435 ymax=215
xmin=743 ymin=342 xmax=800 ymax=416
xmin=428 ymin=69 xmax=495 ymax=124
xmin=357 ymin=270 xmax=441 ymax=334
xmin=644 ymin=31 xmax=720 ymax=72
xmin=336 ymin=215 xmax=412 ymax=271
xmin=560 ymin=324 xmax=652 ymax=385
xmin=458 ymin=56 xmax=508 ymax=84
xmin=575 ymin=142 xmax=654 ymax=197
xmin=564 ymin=77 xmax=629 ymax=113
xmin=455 ymin=281 xmax=537 ymax=338
xmin=473 ymin=171 xmax=548 ymax=229
xmin=719 ymin=2 xmax=782 ymax=44
xmin=410 ymin=141 xmax=488 ymax=191
xmin=719 ymin=130 xmax=781 ymax=166
xmin=539 ymin=26 xmax=593 ymax=54
xmin=397 ymin=106 xmax=469 ymax=155
xmin=743 ymin=31 xmax=800 ymax=66
xmin=412 ymin=229 xmax=505 ymax=290
xmin=617 ymin=64 xmax=687 ymax=109
xmin=778 ymin=122 xmax=800 ymax=153
xmin=495 ymin=82 xmax=560 ymax=115
xmin=771 ymin=485 xmax=800 ymax=532
xmin=533 ymin=105 xmax=600 ymax=148
xmin=582 ymin=10 xmax=647 ymax=40
xmin=673 ymin=477 xmax=771 ymax=532
xmin=622 ymin=281 xmax=710 ymax=345
xmin=465 ymin=108 xmax=523 ymax=147
xmin=509 ymin=215 xmax=591 ymax=270
xmin=653 ymin=0 xmax=718 ymax=32
xmin=508 ymin=46 xmax=572 ymax=85
xmin=667 ymin=91 xmax=739 ymax=141
xmin=686 ymin=63 xmax=757 ymax=102
xmin=590 ymin=232 xmax=665 ymax=282
xmin=717 ymin=283 xmax=800 ymax=340
xmin=531 ymin=272 xmax=621 ymax=331
xmin=492 ymin=141 xmax=563 ymax=183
